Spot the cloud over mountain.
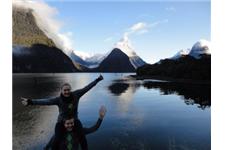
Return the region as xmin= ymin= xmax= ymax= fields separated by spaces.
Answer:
xmin=13 ymin=0 xmax=73 ymax=54
xmin=189 ymin=39 xmax=211 ymax=58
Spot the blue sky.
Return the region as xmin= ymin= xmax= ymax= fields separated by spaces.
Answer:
xmin=48 ymin=0 xmax=210 ymax=63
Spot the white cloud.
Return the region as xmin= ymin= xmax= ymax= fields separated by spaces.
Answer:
xmin=119 ymin=19 xmax=168 ymax=41
xmin=124 ymin=20 xmax=168 ymax=37
xmin=129 ymin=22 xmax=147 ymax=32
xmin=115 ymin=20 xmax=168 ymax=56
xmin=126 ymin=22 xmax=148 ymax=36
xmin=12 ymin=0 xmax=74 ymax=54
xmin=115 ymin=33 xmax=136 ymax=57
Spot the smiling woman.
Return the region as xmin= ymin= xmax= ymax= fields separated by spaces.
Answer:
xmin=61 ymin=83 xmax=72 ymax=97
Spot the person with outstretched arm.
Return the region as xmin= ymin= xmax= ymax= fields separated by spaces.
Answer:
xmin=21 ymin=75 xmax=104 ymax=149
xmin=52 ymin=105 xmax=107 ymax=150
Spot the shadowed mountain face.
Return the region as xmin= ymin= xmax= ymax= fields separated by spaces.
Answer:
xmin=94 ymin=48 xmax=136 ymax=72
xmin=13 ymin=44 xmax=79 ymax=73
xmin=13 ymin=7 xmax=55 ymax=47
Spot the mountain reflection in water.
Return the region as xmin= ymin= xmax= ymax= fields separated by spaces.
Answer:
xmin=108 ymin=80 xmax=210 ymax=109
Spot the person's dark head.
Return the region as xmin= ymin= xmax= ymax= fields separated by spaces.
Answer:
xmin=61 ymin=83 xmax=71 ymax=97
xmin=63 ymin=115 xmax=74 ymax=131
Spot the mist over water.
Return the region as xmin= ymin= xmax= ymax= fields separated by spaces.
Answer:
xmin=13 ymin=73 xmax=210 ymax=150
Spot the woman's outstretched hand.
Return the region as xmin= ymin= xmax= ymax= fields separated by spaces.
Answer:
xmin=97 ymin=74 xmax=104 ymax=81
xmin=99 ymin=105 xmax=107 ymax=119
xmin=21 ymin=97 xmax=30 ymax=106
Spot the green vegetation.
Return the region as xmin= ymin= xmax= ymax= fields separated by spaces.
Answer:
xmin=13 ymin=7 xmax=55 ymax=47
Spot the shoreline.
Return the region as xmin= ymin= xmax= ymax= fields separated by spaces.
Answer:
xmin=129 ymin=75 xmax=211 ymax=85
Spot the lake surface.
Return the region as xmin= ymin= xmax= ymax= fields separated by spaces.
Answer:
xmin=13 ymin=73 xmax=211 ymax=150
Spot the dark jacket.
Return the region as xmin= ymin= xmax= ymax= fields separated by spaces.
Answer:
xmin=29 ymin=78 xmax=101 ymax=122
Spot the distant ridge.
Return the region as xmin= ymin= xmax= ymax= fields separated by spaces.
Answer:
xmin=137 ymin=55 xmax=211 ymax=81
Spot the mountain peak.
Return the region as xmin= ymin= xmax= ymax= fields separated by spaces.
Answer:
xmin=111 ymin=48 xmax=126 ymax=53
xmin=189 ymin=39 xmax=211 ymax=58
xmin=95 ymin=47 xmax=135 ymax=72
xmin=169 ymin=39 xmax=211 ymax=60
xmin=109 ymin=48 xmax=129 ymax=58
xmin=114 ymin=37 xmax=137 ymax=57
xmin=171 ymin=49 xmax=191 ymax=60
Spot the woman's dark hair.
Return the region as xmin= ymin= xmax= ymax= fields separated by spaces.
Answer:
xmin=61 ymin=83 xmax=71 ymax=90
xmin=62 ymin=113 xmax=74 ymax=123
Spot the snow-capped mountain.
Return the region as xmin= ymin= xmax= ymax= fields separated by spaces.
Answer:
xmin=114 ymin=36 xmax=146 ymax=68
xmin=189 ymin=39 xmax=211 ymax=59
xmin=115 ymin=36 xmax=137 ymax=57
xmin=70 ymin=36 xmax=146 ymax=70
xmin=84 ymin=53 xmax=107 ymax=68
xmin=70 ymin=50 xmax=107 ymax=68
xmin=170 ymin=39 xmax=211 ymax=60
xmin=171 ymin=49 xmax=191 ymax=60
xmin=70 ymin=51 xmax=89 ymax=67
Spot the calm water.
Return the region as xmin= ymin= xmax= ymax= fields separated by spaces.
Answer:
xmin=13 ymin=73 xmax=211 ymax=150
